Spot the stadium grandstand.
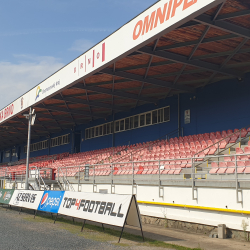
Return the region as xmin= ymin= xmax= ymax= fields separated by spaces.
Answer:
xmin=1 ymin=0 xmax=250 ymax=234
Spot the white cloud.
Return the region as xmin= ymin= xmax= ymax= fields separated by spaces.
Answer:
xmin=0 ymin=55 xmax=64 ymax=110
xmin=69 ymin=39 xmax=95 ymax=53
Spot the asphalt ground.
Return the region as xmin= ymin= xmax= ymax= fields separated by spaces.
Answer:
xmin=0 ymin=207 xmax=173 ymax=250
xmin=0 ymin=207 xmax=126 ymax=250
xmin=1 ymin=206 xmax=249 ymax=250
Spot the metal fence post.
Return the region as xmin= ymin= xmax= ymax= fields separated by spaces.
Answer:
xmin=132 ymin=161 xmax=134 ymax=195
xmin=235 ymin=155 xmax=240 ymax=203
xmin=78 ymin=165 xmax=80 ymax=192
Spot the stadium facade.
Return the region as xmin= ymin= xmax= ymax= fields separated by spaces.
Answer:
xmin=1 ymin=0 xmax=250 ymax=234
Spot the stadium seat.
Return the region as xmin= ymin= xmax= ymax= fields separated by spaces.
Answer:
xmin=209 ymin=162 xmax=219 ymax=174
xmin=217 ymin=162 xmax=227 ymax=174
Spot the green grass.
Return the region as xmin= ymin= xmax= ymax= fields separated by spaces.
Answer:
xmin=23 ymin=213 xmax=203 ymax=250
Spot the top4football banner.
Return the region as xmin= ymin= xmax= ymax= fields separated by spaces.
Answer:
xmin=0 ymin=189 xmax=141 ymax=228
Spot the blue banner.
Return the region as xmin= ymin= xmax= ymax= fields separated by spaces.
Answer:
xmin=38 ymin=190 xmax=65 ymax=214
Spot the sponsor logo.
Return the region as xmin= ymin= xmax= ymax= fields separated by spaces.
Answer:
xmin=39 ymin=193 xmax=62 ymax=210
xmin=77 ymin=42 xmax=105 ymax=73
xmin=21 ymin=97 xmax=24 ymax=109
xmin=133 ymin=0 xmax=198 ymax=40
xmin=3 ymin=192 xmax=12 ymax=201
xmin=35 ymin=81 xmax=60 ymax=101
xmin=0 ymin=104 xmax=14 ymax=122
xmin=14 ymin=192 xmax=37 ymax=205
xmin=35 ymin=86 xmax=42 ymax=101
xmin=62 ymin=197 xmax=124 ymax=218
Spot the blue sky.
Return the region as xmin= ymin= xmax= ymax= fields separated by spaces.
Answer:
xmin=0 ymin=0 xmax=157 ymax=109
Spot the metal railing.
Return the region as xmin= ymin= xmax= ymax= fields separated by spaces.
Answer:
xmin=53 ymin=150 xmax=250 ymax=203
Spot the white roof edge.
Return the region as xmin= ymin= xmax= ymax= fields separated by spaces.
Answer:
xmin=0 ymin=0 xmax=223 ymax=125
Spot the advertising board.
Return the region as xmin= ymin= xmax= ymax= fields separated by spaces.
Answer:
xmin=38 ymin=190 xmax=65 ymax=214
xmin=9 ymin=190 xmax=44 ymax=210
xmin=58 ymin=192 xmax=140 ymax=228
xmin=0 ymin=189 xmax=14 ymax=205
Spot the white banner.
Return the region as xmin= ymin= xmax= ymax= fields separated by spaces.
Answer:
xmin=0 ymin=0 xmax=223 ymax=125
xmin=58 ymin=192 xmax=139 ymax=227
xmin=9 ymin=190 xmax=44 ymax=210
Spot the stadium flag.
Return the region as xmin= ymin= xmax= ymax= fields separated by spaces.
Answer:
xmin=9 ymin=190 xmax=44 ymax=210
xmin=58 ymin=192 xmax=144 ymax=242
xmin=0 ymin=189 xmax=14 ymax=205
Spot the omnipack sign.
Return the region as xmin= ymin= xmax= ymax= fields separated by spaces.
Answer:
xmin=0 ymin=0 xmax=223 ymax=124
xmin=58 ymin=192 xmax=140 ymax=228
xmin=38 ymin=190 xmax=65 ymax=214
xmin=9 ymin=190 xmax=44 ymax=210
xmin=0 ymin=189 xmax=14 ymax=204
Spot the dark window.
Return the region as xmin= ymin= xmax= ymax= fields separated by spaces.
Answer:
xmin=115 ymin=121 xmax=120 ymax=132
xmin=158 ymin=109 xmax=163 ymax=123
xmin=164 ymin=107 xmax=170 ymax=121
xmin=146 ymin=113 xmax=151 ymax=125
xmin=140 ymin=114 xmax=145 ymax=127
xmin=125 ymin=118 xmax=130 ymax=130
xmin=95 ymin=127 xmax=99 ymax=137
xmin=120 ymin=120 xmax=124 ymax=131
xmin=99 ymin=126 xmax=103 ymax=136
xmin=107 ymin=123 xmax=111 ymax=134
xmin=130 ymin=117 xmax=134 ymax=129
xmin=91 ymin=128 xmax=95 ymax=138
xmin=152 ymin=110 xmax=157 ymax=124
xmin=134 ymin=115 xmax=139 ymax=128
xmin=103 ymin=124 xmax=107 ymax=135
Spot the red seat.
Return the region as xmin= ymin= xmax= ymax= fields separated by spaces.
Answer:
xmin=209 ymin=162 xmax=219 ymax=174
xmin=226 ymin=162 xmax=235 ymax=174
xmin=217 ymin=162 xmax=227 ymax=174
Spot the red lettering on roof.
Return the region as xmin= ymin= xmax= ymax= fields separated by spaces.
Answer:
xmin=133 ymin=0 xmax=198 ymax=40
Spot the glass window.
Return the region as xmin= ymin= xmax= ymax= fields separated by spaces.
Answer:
xmin=140 ymin=114 xmax=145 ymax=127
xmin=91 ymin=128 xmax=94 ymax=138
xmin=158 ymin=109 xmax=163 ymax=123
xmin=115 ymin=121 xmax=119 ymax=132
xmin=164 ymin=107 xmax=170 ymax=122
xmin=125 ymin=118 xmax=130 ymax=130
xmin=107 ymin=123 xmax=111 ymax=134
xmin=134 ymin=115 xmax=139 ymax=128
xmin=146 ymin=113 xmax=151 ymax=125
xmin=111 ymin=122 xmax=114 ymax=134
xmin=130 ymin=117 xmax=134 ymax=129
xmin=58 ymin=137 xmax=62 ymax=145
xmin=152 ymin=110 xmax=157 ymax=124
xmin=103 ymin=124 xmax=107 ymax=135
xmin=120 ymin=120 xmax=124 ymax=131
xmin=99 ymin=126 xmax=103 ymax=136
xmin=86 ymin=129 xmax=89 ymax=139
xmin=95 ymin=127 xmax=99 ymax=137
xmin=12 ymin=149 xmax=16 ymax=156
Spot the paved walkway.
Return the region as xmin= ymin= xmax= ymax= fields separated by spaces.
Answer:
xmin=123 ymin=223 xmax=250 ymax=250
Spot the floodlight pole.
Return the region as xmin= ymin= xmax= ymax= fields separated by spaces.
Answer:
xmin=25 ymin=107 xmax=32 ymax=190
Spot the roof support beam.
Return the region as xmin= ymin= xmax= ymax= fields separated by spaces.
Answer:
xmin=138 ymin=46 xmax=241 ymax=78
xmin=194 ymin=14 xmax=250 ymax=39
xmin=73 ymin=83 xmax=157 ymax=103
xmin=155 ymin=34 xmax=237 ymax=52
xmin=202 ymin=38 xmax=248 ymax=87
xmin=216 ymin=9 xmax=250 ymax=21
xmin=100 ymin=68 xmax=195 ymax=93
xmin=35 ymin=104 xmax=106 ymax=119
xmin=52 ymin=96 xmax=128 ymax=112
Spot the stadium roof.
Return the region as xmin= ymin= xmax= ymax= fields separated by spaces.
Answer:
xmin=0 ymin=0 xmax=250 ymax=149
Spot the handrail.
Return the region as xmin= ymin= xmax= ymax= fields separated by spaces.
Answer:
xmin=111 ymin=128 xmax=182 ymax=164
xmin=193 ymin=124 xmax=250 ymax=165
xmin=58 ymin=167 xmax=75 ymax=192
